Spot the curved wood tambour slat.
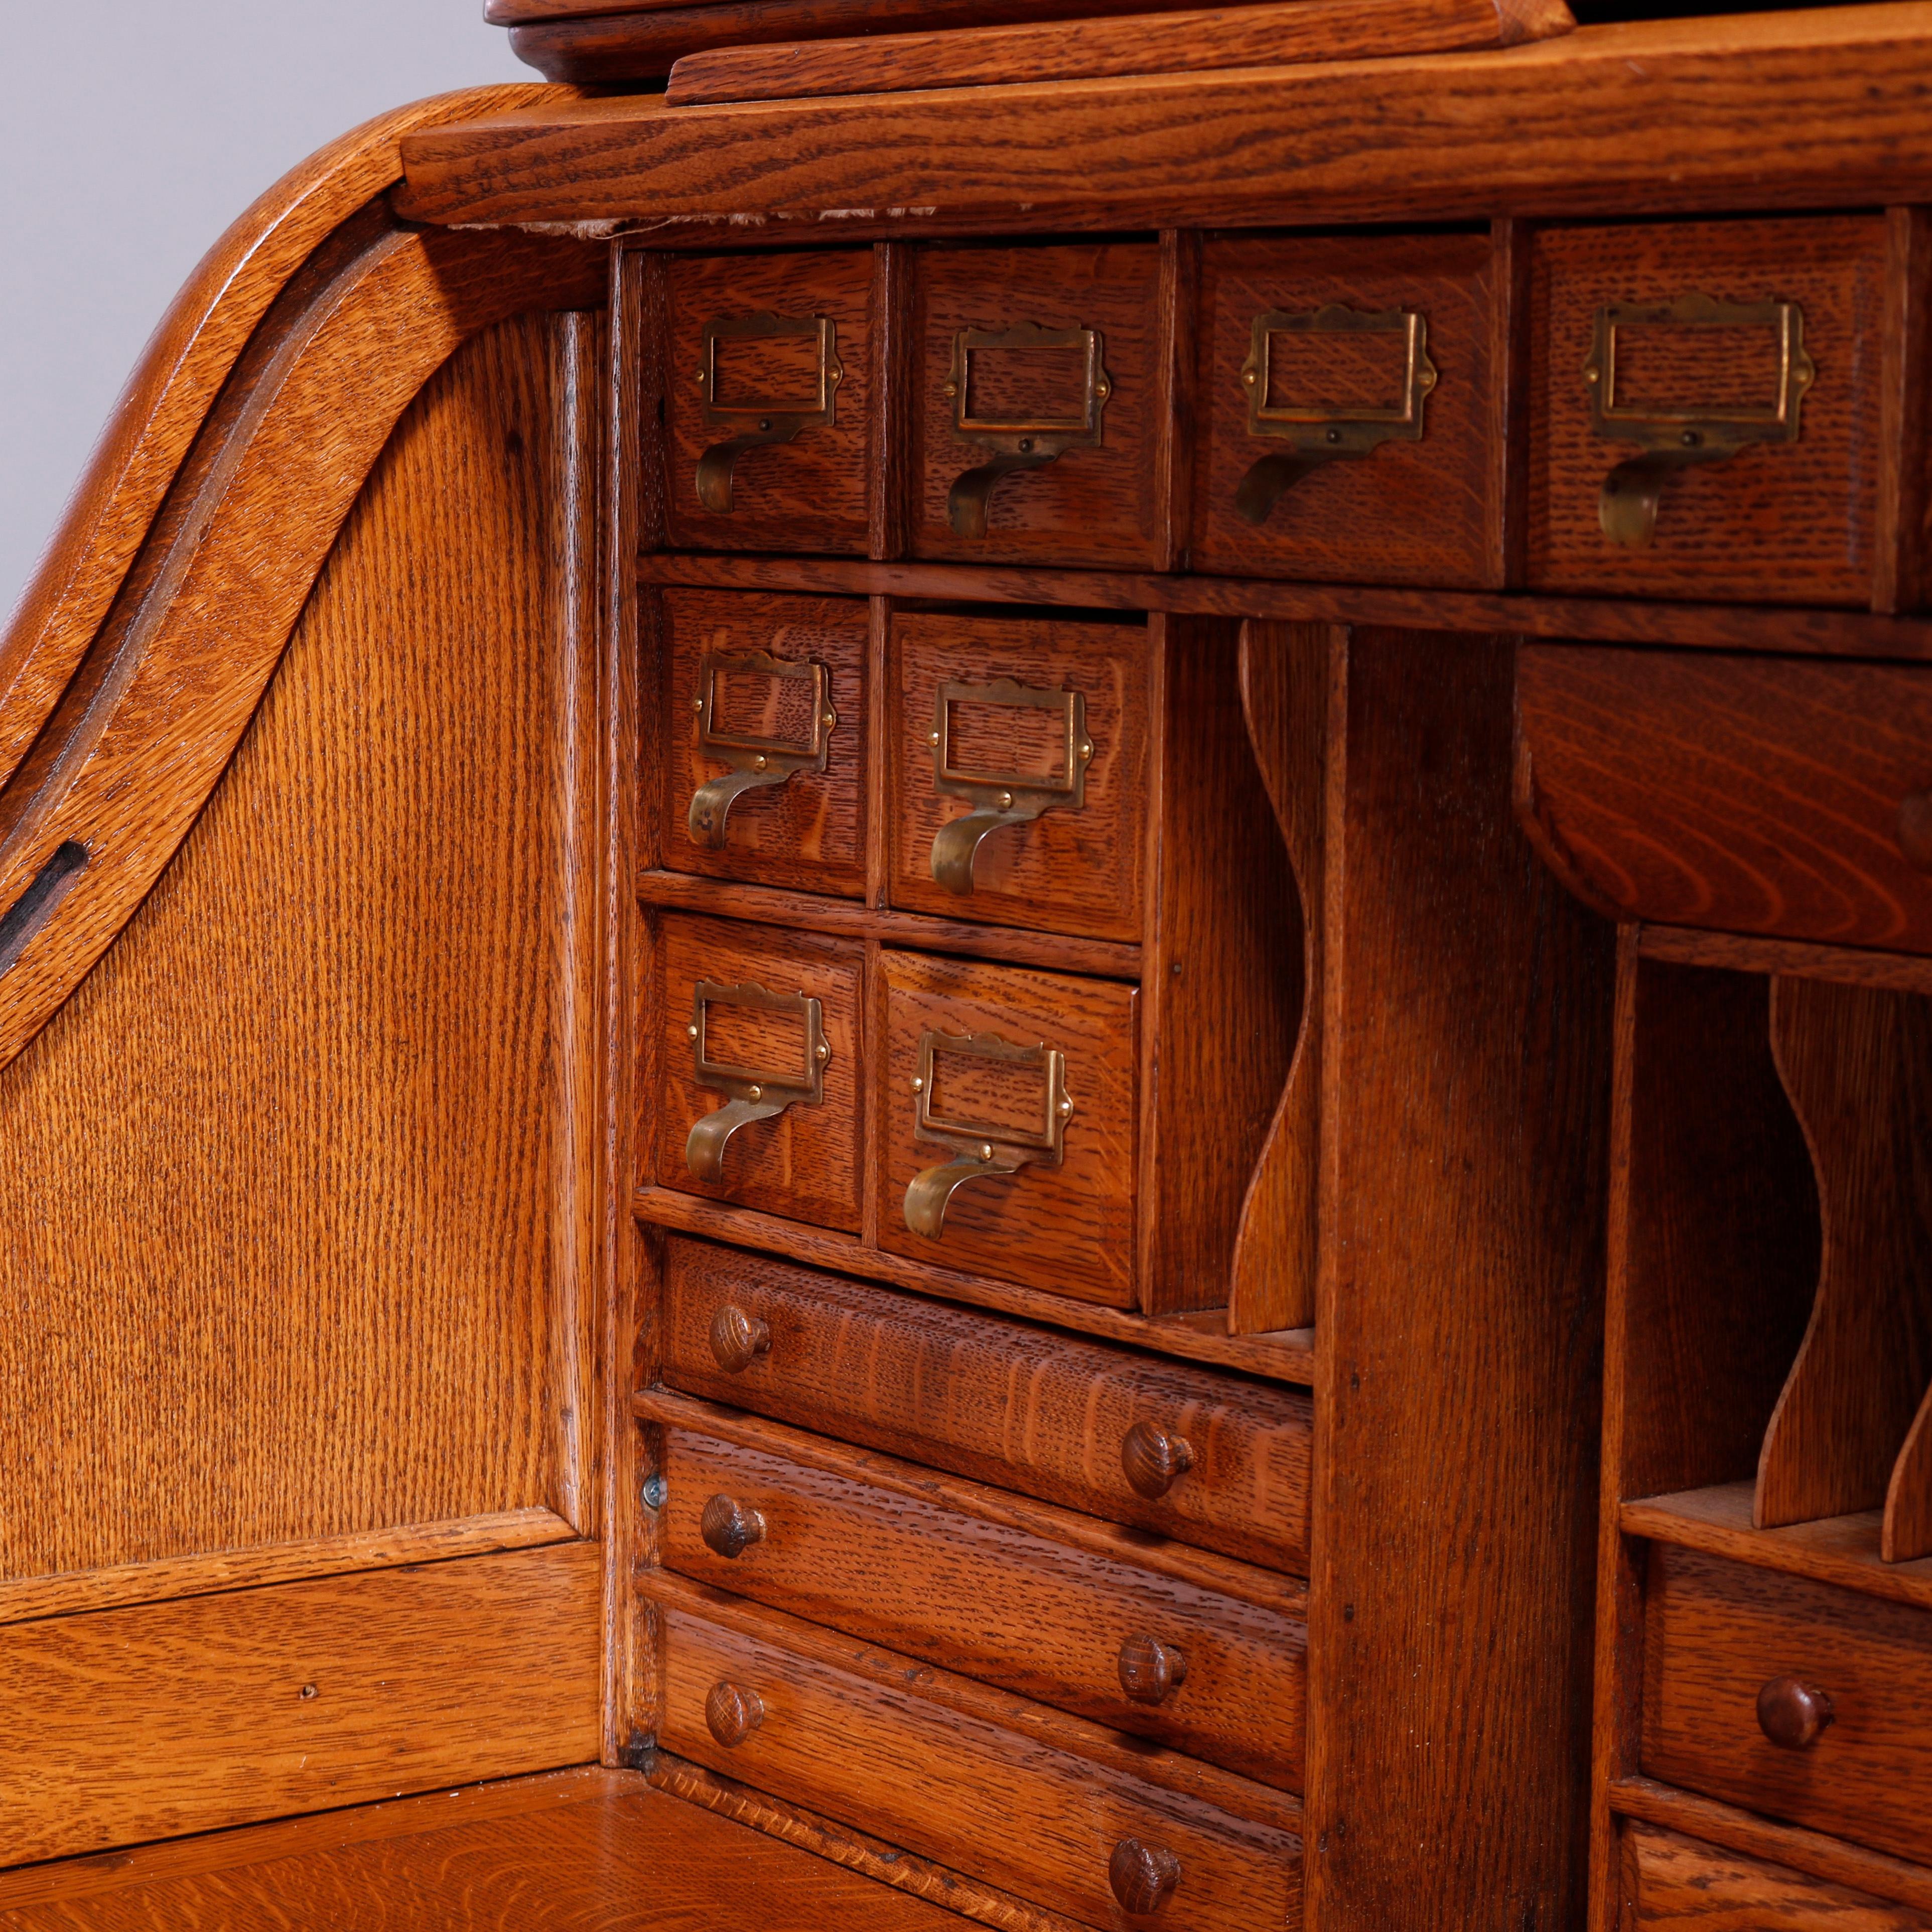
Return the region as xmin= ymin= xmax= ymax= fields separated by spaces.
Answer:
xmin=0 ymin=213 xmax=606 ymax=1073
xmin=0 ymin=83 xmax=569 ymax=797
xmin=1755 ymin=976 xmax=1932 ymax=1530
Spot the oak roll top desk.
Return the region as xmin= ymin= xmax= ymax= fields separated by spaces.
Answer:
xmin=4 ymin=4 xmax=1932 ymax=1925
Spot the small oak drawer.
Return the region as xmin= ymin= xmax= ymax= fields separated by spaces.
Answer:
xmin=877 ymin=947 xmax=1138 ymax=1304
xmin=1193 ymin=230 xmax=1500 ymax=587
xmin=659 ymin=1236 xmax=1314 ymax=1573
xmin=1515 ymin=645 xmax=1932 ymax=952
xmin=661 ymin=248 xmax=874 ymax=555
xmin=1622 ymin=1821 xmax=1931 ymax=1932
xmin=909 ymin=241 xmax=1167 ymax=568
xmin=648 ymin=1580 xmax=1304 ymax=1932
xmin=654 ymin=1419 xmax=1307 ymax=1789
xmin=885 ymin=610 xmax=1148 ymax=941
xmin=1642 ymin=1544 xmax=1932 ymax=1865
xmin=650 ymin=914 xmax=863 ymax=1232
xmin=655 ymin=587 xmax=869 ymax=898
xmin=1528 ymin=216 xmax=1887 ymax=604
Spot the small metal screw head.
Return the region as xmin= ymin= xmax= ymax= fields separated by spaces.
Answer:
xmin=693 ymin=695 xmax=705 ymax=712
xmin=1326 ymin=428 xmax=1342 ymax=444
xmin=694 ymin=370 xmax=706 ymax=385
xmin=1096 ymin=380 xmax=1111 ymax=399
xmin=979 ymin=1143 xmax=995 ymax=1161
xmin=942 ymin=381 xmax=958 ymax=398
xmin=998 ymin=789 xmax=1013 ymax=809
xmin=642 ymin=1473 xmax=668 ymax=1509
xmin=1059 ymin=1095 xmax=1075 ymax=1117
xmin=929 ymin=729 xmax=941 ymax=746
xmin=822 ymin=710 xmax=837 ymax=729
xmin=758 ymin=417 xmax=772 ymax=431
xmin=815 ymin=1041 xmax=830 ymax=1062
xmin=1018 ymin=437 xmax=1034 ymax=452
xmin=687 ymin=1023 xmax=700 ymax=1040
xmin=911 ymin=1075 xmax=924 ymax=1093
xmin=1243 ymin=368 xmax=1257 ymax=386
xmin=747 ymin=1083 xmax=763 ymax=1100
xmin=1584 ymin=365 xmax=1600 ymax=384
xmin=1079 ymin=740 xmax=1094 ymax=761
xmin=754 ymin=755 xmax=768 ymax=771
xmin=1682 ymin=430 xmax=1702 ymax=447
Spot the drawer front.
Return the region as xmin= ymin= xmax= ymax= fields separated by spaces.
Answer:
xmin=877 ymin=948 xmax=1138 ymax=1304
xmin=657 ymin=587 xmax=869 ymax=898
xmin=1528 ymin=216 xmax=1886 ymax=604
xmin=910 ymin=242 xmax=1166 ymax=569
xmin=1623 ymin=1821 xmax=1931 ymax=1932
xmin=1516 ymin=645 xmax=1932 ymax=951
xmin=653 ymin=1588 xmax=1304 ymax=1932
xmin=1642 ymin=1545 xmax=1932 ymax=1864
xmin=651 ymin=915 xmax=864 ymax=1233
xmin=1194 ymin=231 xmax=1499 ymax=587
xmin=886 ymin=610 xmax=1148 ymax=941
xmin=663 ymin=249 xmax=873 ymax=555
xmin=657 ymin=1424 xmax=1307 ymax=1789
xmin=659 ymin=1237 xmax=1313 ymax=1573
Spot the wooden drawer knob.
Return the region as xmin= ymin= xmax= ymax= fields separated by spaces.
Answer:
xmin=1756 ymin=1676 xmax=1835 ymax=1750
xmin=1109 ymin=1838 xmax=1181 ymax=1916
xmin=705 ymin=1680 xmax=765 ymax=1748
xmin=1117 ymin=1633 xmax=1188 ymax=1705
xmin=700 ymin=1493 xmax=767 ymax=1559
xmin=1897 ymin=791 xmax=1932 ymax=871
xmin=709 ymin=1303 xmax=771 ymax=1373
xmin=1121 ymin=1421 xmax=1195 ymax=1500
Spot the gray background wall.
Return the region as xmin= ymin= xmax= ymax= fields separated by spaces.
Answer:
xmin=1 ymin=3 xmax=526 ymax=626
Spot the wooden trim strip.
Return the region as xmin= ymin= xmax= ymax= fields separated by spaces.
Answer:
xmin=0 ymin=1507 xmax=580 ymax=1631
xmin=1634 ymin=924 xmax=1932 ymax=997
xmin=632 ymin=1183 xmax=1318 ymax=1378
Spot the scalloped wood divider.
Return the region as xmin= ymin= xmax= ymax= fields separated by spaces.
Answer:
xmin=1226 ymin=619 xmax=1328 ymax=1334
xmin=1888 ymin=1385 xmax=1932 ymax=1561
xmin=1755 ymin=975 xmax=1932 ymax=1531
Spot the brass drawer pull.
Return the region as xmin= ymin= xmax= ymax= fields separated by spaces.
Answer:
xmin=1117 ymin=1633 xmax=1188 ymax=1706
xmin=687 ymin=647 xmax=837 ymax=848
xmin=708 ymin=1303 xmax=771 ymax=1372
xmin=1756 ymin=1675 xmax=1834 ymax=1750
xmin=903 ymin=1029 xmax=1073 ymax=1237
xmin=685 ymin=980 xmax=830 ymax=1181
xmin=928 ymin=676 xmax=1091 ymax=894
xmin=694 ymin=311 xmax=843 ymax=514
xmin=1121 ymin=1421 xmax=1195 ymax=1499
xmin=700 ymin=1493 xmax=768 ymax=1559
xmin=944 ymin=321 xmax=1111 ymax=538
xmin=1109 ymin=1838 xmax=1182 ymax=1917
xmin=705 ymin=1680 xmax=765 ymax=1748
xmin=1584 ymin=293 xmax=1814 ymax=547
xmin=1235 ymin=303 xmax=1437 ymax=526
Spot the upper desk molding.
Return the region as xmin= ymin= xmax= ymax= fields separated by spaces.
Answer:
xmin=395 ymin=4 xmax=1932 ymax=234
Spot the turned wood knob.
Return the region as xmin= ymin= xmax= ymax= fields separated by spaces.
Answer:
xmin=1109 ymin=1838 xmax=1182 ymax=1916
xmin=1757 ymin=1676 xmax=1835 ymax=1750
xmin=1121 ymin=1421 xmax=1195 ymax=1499
xmin=1118 ymin=1633 xmax=1188 ymax=1705
xmin=705 ymin=1680 xmax=764 ymax=1748
xmin=709 ymin=1303 xmax=772 ymax=1373
xmin=700 ymin=1493 xmax=767 ymax=1559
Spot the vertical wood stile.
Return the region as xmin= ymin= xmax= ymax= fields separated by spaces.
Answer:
xmin=1873 ymin=206 xmax=1931 ymax=616
xmin=1487 ymin=216 xmax=1536 ymax=590
xmin=870 ymin=244 xmax=914 ymax=563
xmin=1156 ymin=230 xmax=1201 ymax=575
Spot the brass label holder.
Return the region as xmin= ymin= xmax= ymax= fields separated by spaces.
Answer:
xmin=903 ymin=1029 xmax=1072 ymax=1238
xmin=684 ymin=979 xmax=829 ymax=1181
xmin=1584 ymin=293 xmax=1814 ymax=547
xmin=927 ymin=676 xmax=1091 ymax=895
xmin=944 ymin=322 xmax=1111 ymax=539
xmin=1235 ymin=304 xmax=1437 ymax=526
xmin=694 ymin=312 xmax=843 ymax=514
xmin=687 ymin=648 xmax=837 ymax=848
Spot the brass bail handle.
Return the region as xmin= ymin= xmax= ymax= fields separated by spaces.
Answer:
xmin=684 ymin=980 xmax=830 ymax=1181
xmin=694 ymin=311 xmax=842 ymax=514
xmin=1234 ymin=304 xmax=1437 ymax=526
xmin=944 ymin=322 xmax=1110 ymax=538
xmin=1583 ymin=292 xmax=1814 ymax=547
xmin=685 ymin=648 xmax=837 ymax=850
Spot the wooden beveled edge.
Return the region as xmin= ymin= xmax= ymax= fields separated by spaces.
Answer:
xmin=393 ymin=9 xmax=1932 ymax=233
xmin=0 ymin=1506 xmax=580 ymax=1632
xmin=0 ymin=1765 xmax=638 ymax=1909
xmin=1608 ymin=1777 xmax=1932 ymax=1916
xmin=636 ymin=553 xmax=1932 ymax=665
xmin=1634 ymin=923 xmax=1932 ymax=996
xmin=633 ymin=1385 xmax=1309 ymax=1611
xmin=648 ymin=1753 xmax=1089 ymax=1932
xmin=631 ymin=1185 xmax=1319 ymax=1381
xmin=1619 ymin=1483 xmax=1932 ymax=1613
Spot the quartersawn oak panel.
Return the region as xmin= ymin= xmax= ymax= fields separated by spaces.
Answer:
xmin=0 ymin=318 xmax=594 ymax=1579
xmin=0 ymin=1543 xmax=601 ymax=1867
xmin=1623 ymin=1821 xmax=1932 ymax=1932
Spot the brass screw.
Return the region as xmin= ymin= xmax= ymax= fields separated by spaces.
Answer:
xmin=1243 ymin=369 xmax=1257 ymax=386
xmin=979 ymin=1143 xmax=995 ymax=1161
xmin=1584 ymin=366 xmax=1600 ymax=385
xmin=694 ymin=371 xmax=706 ymax=385
xmin=748 ymin=1084 xmax=763 ymax=1101
xmin=688 ymin=1023 xmax=700 ymax=1040
xmin=754 ymin=755 xmax=768 ymax=771
xmin=929 ymin=729 xmax=941 ymax=746
xmin=1079 ymin=741 xmax=1094 ymax=761
xmin=822 ymin=710 xmax=837 ymax=729
xmin=1096 ymin=380 xmax=1111 ymax=399
xmin=815 ymin=1041 xmax=830 ymax=1062
xmin=1059 ymin=1096 xmax=1075 ymax=1117
xmin=942 ymin=381 xmax=957 ymax=398
xmin=693 ymin=696 xmax=705 ymax=712
xmin=910 ymin=1075 xmax=924 ymax=1093
xmin=998 ymin=790 xmax=1013 ymax=809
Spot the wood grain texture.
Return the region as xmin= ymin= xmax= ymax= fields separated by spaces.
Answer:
xmin=1192 ymin=231 xmax=1499 ymax=588
xmin=0 ymin=316 xmax=599 ymax=1580
xmin=1642 ymin=1543 xmax=1932 ymax=1867
xmin=1226 ymin=620 xmax=1325 ymax=1333
xmin=397 ymin=12 xmax=1932 ymax=235
xmin=1515 ymin=646 xmax=1932 ymax=952
xmin=664 ymin=0 xmax=1572 ymax=104
xmin=1308 ymin=628 xmax=1612 ymax=1932
xmin=0 ymin=1543 xmax=600 ymax=1867
xmin=646 ymin=1576 xmax=1303 ymax=1932
xmin=1888 ymin=1387 xmax=1932 ymax=1566
xmin=653 ymin=1419 xmax=1307 ymax=1786
xmin=1622 ymin=1821 xmax=1932 ymax=1932
xmin=655 ymin=587 xmax=871 ymax=899
xmin=656 ymin=1234 xmax=1313 ymax=1568
xmin=1636 ymin=925 xmax=1932 ymax=999
xmin=1757 ymin=978 xmax=1932 ymax=1532
xmin=1874 ymin=206 xmax=1931 ymax=617
xmin=876 ymin=946 xmax=1140 ymax=1303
